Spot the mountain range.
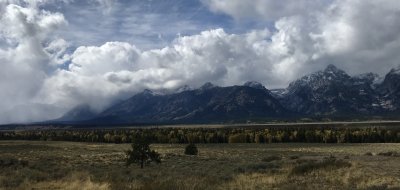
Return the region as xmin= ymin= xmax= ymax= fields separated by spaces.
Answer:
xmin=55 ymin=64 xmax=400 ymax=124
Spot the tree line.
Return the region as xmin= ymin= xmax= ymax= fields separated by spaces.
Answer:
xmin=1 ymin=127 xmax=400 ymax=143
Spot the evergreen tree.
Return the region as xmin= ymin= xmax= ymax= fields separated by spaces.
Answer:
xmin=126 ymin=135 xmax=161 ymax=168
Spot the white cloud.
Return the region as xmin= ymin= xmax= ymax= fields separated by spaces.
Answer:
xmin=201 ymin=0 xmax=326 ymax=21
xmin=309 ymin=0 xmax=400 ymax=74
xmin=201 ymin=0 xmax=400 ymax=76
xmin=69 ymin=42 xmax=140 ymax=75
xmin=44 ymin=38 xmax=70 ymax=66
xmin=0 ymin=1 xmax=67 ymax=123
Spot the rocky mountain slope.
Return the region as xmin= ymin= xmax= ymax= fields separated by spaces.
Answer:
xmin=57 ymin=64 xmax=400 ymax=124
xmin=91 ymin=82 xmax=288 ymax=124
xmin=281 ymin=65 xmax=383 ymax=116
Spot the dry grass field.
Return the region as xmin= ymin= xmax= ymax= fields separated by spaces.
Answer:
xmin=0 ymin=141 xmax=400 ymax=190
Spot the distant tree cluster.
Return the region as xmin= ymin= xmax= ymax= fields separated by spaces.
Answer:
xmin=1 ymin=127 xmax=400 ymax=143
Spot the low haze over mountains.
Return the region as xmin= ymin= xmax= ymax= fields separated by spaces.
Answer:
xmin=55 ymin=64 xmax=400 ymax=124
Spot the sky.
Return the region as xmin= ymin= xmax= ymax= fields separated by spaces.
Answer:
xmin=1 ymin=0 xmax=400 ymax=124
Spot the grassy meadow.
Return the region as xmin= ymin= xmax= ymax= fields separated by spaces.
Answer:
xmin=0 ymin=141 xmax=400 ymax=189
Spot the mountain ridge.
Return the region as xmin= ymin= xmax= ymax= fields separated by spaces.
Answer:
xmin=55 ymin=64 xmax=400 ymax=124
xmin=89 ymin=84 xmax=290 ymax=124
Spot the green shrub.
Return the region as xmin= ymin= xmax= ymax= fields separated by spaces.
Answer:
xmin=364 ymin=152 xmax=373 ymax=156
xmin=185 ymin=143 xmax=198 ymax=155
xmin=290 ymin=155 xmax=300 ymax=160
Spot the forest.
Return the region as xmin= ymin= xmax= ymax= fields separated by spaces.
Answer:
xmin=1 ymin=126 xmax=400 ymax=143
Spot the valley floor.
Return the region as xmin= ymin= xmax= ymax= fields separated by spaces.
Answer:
xmin=0 ymin=141 xmax=400 ymax=189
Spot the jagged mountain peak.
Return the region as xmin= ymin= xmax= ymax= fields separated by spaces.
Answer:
xmin=354 ymin=72 xmax=382 ymax=86
xmin=138 ymin=89 xmax=166 ymax=96
xmin=140 ymin=89 xmax=156 ymax=96
xmin=323 ymin=64 xmax=349 ymax=77
xmin=199 ymin=82 xmax=217 ymax=90
xmin=243 ymin=81 xmax=266 ymax=90
xmin=380 ymin=65 xmax=400 ymax=98
xmin=324 ymin=64 xmax=339 ymax=72
xmin=289 ymin=64 xmax=351 ymax=91
xmin=283 ymin=64 xmax=385 ymax=115
xmin=142 ymin=89 xmax=153 ymax=93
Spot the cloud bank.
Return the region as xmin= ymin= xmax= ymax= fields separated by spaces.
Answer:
xmin=1 ymin=0 xmax=400 ymax=123
xmin=0 ymin=1 xmax=67 ymax=123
